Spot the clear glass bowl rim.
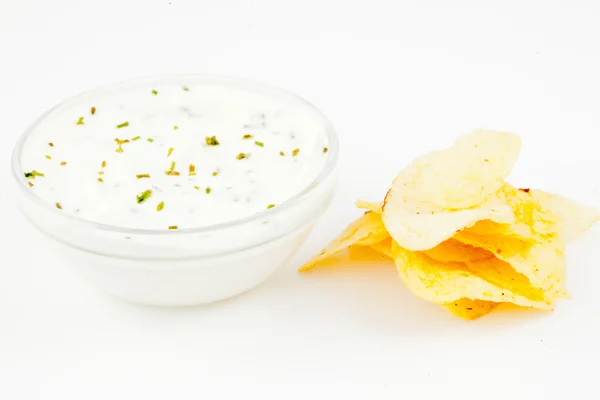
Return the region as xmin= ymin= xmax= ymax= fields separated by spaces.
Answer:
xmin=11 ymin=73 xmax=339 ymax=236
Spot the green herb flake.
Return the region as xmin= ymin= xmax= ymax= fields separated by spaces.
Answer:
xmin=183 ymin=86 xmax=189 ymax=91
xmin=205 ymin=136 xmax=220 ymax=146
xmin=255 ymin=141 xmax=264 ymax=147
xmin=136 ymin=189 xmax=153 ymax=204
xmin=279 ymin=151 xmax=285 ymax=156
xmin=55 ymin=202 xmax=62 ymax=210
xmin=292 ymin=148 xmax=300 ymax=157
xmin=152 ymin=90 xmax=158 ymax=95
xmin=212 ymin=171 xmax=218 ymax=177
xmin=323 ymin=147 xmax=329 ymax=153
xmin=169 ymin=161 xmax=176 ymax=171
xmin=28 ymin=182 xmax=34 ymax=187
xmin=173 ymin=125 xmax=179 ymax=131
xmin=194 ymin=186 xmax=200 ymax=190
xmin=189 ymin=164 xmax=196 ymax=176
xmin=242 ymin=134 xmax=254 ymax=140
xmin=165 ymin=171 xmax=181 ymax=176
xmin=91 ymin=106 xmax=96 ymax=115
xmin=98 ymin=171 xmax=104 ymax=175
xmin=205 ymin=187 xmax=211 ymax=194
xmin=24 ymin=170 xmax=44 ymax=179
xmin=132 ymin=136 xmax=141 ymax=141
xmin=136 ymin=174 xmax=150 ymax=179
xmin=116 ymin=121 xmax=129 ymax=129
xmin=60 ymin=161 xmax=67 ymax=166
xmin=267 ymin=204 xmax=275 ymax=209
xmin=98 ymin=177 xmax=104 ymax=183
xmin=167 ymin=147 xmax=174 ymax=157
xmin=168 ymin=225 xmax=178 ymax=230
xmin=147 ymin=138 xmax=154 ymax=143
xmin=157 ymin=201 xmax=165 ymax=211
xmin=236 ymin=152 xmax=250 ymax=160
xmin=48 ymin=142 xmax=54 ymax=147
xmin=101 ymin=161 xmax=107 ymax=168
xmin=45 ymin=155 xmax=52 ymax=160
xmin=77 ymin=117 xmax=84 ymax=125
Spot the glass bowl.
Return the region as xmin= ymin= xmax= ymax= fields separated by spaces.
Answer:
xmin=11 ymin=74 xmax=338 ymax=306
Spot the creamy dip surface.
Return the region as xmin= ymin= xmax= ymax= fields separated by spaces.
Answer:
xmin=19 ymin=83 xmax=331 ymax=230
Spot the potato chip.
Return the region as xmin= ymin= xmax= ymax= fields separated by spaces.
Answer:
xmin=444 ymin=298 xmax=498 ymax=320
xmin=391 ymin=241 xmax=554 ymax=310
xmin=415 ymin=130 xmax=521 ymax=209
xmin=453 ymin=230 xmax=567 ymax=297
xmin=370 ymin=237 xmax=394 ymax=258
xmin=355 ymin=199 xmax=383 ymax=214
xmin=506 ymin=186 xmax=600 ymax=242
xmin=382 ymin=163 xmax=515 ymax=251
xmin=299 ymin=211 xmax=388 ymax=271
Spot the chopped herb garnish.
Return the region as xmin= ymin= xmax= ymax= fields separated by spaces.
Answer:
xmin=255 ymin=141 xmax=264 ymax=147
xmin=98 ymin=177 xmax=104 ymax=183
xmin=194 ymin=186 xmax=200 ymax=190
xmin=323 ymin=147 xmax=329 ymax=153
xmin=28 ymin=182 xmax=34 ymax=187
xmin=167 ymin=147 xmax=174 ymax=157
xmin=60 ymin=161 xmax=67 ymax=166
xmin=48 ymin=142 xmax=54 ymax=147
xmin=173 ymin=125 xmax=179 ymax=130
xmin=115 ymin=138 xmax=130 ymax=152
xmin=189 ymin=164 xmax=196 ymax=176
xmin=45 ymin=155 xmax=52 ymax=160
xmin=147 ymin=138 xmax=154 ymax=143
xmin=236 ymin=152 xmax=250 ymax=160
xmin=165 ymin=171 xmax=180 ymax=176
xmin=157 ymin=201 xmax=165 ymax=211
xmin=242 ymin=134 xmax=254 ymax=140
xmin=279 ymin=151 xmax=285 ymax=156
xmin=205 ymin=187 xmax=211 ymax=194
xmin=267 ymin=204 xmax=275 ymax=209
xmin=91 ymin=106 xmax=96 ymax=115
xmin=292 ymin=148 xmax=300 ymax=156
xmin=183 ymin=86 xmax=189 ymax=91
xmin=136 ymin=174 xmax=150 ymax=179
xmin=168 ymin=225 xmax=178 ymax=230
xmin=116 ymin=121 xmax=129 ymax=129
xmin=77 ymin=117 xmax=84 ymax=125
xmin=169 ymin=161 xmax=176 ymax=171
xmin=55 ymin=202 xmax=62 ymax=210
xmin=212 ymin=171 xmax=218 ymax=177
xmin=152 ymin=89 xmax=158 ymax=95
xmin=132 ymin=136 xmax=141 ymax=141
xmin=136 ymin=189 xmax=152 ymax=204
xmin=98 ymin=171 xmax=104 ymax=175
xmin=24 ymin=170 xmax=44 ymax=179
xmin=101 ymin=160 xmax=107 ymax=168
xmin=205 ymin=136 xmax=220 ymax=146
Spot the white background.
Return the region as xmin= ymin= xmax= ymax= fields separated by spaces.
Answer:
xmin=2 ymin=0 xmax=600 ymax=398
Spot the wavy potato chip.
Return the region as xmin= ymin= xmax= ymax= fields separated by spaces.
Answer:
xmin=444 ymin=298 xmax=498 ymax=320
xmin=415 ymin=130 xmax=521 ymax=209
xmin=355 ymin=199 xmax=383 ymax=214
xmin=382 ymin=163 xmax=515 ymax=251
xmin=391 ymin=241 xmax=554 ymax=310
xmin=299 ymin=211 xmax=388 ymax=271
xmin=453 ymin=230 xmax=567 ymax=297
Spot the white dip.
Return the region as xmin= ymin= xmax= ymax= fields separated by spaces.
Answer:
xmin=20 ymin=83 xmax=330 ymax=230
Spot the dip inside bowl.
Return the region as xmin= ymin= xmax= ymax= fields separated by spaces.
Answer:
xmin=12 ymin=74 xmax=338 ymax=306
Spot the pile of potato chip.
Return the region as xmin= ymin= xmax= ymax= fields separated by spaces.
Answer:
xmin=299 ymin=130 xmax=600 ymax=319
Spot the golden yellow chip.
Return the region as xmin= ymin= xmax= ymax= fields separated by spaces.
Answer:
xmin=454 ymin=230 xmax=567 ymax=297
xmin=382 ymin=164 xmax=514 ymax=251
xmin=355 ymin=199 xmax=383 ymax=214
xmin=444 ymin=298 xmax=498 ymax=320
xmin=415 ymin=130 xmax=521 ymax=209
xmin=299 ymin=211 xmax=388 ymax=271
xmin=391 ymin=241 xmax=554 ymax=310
